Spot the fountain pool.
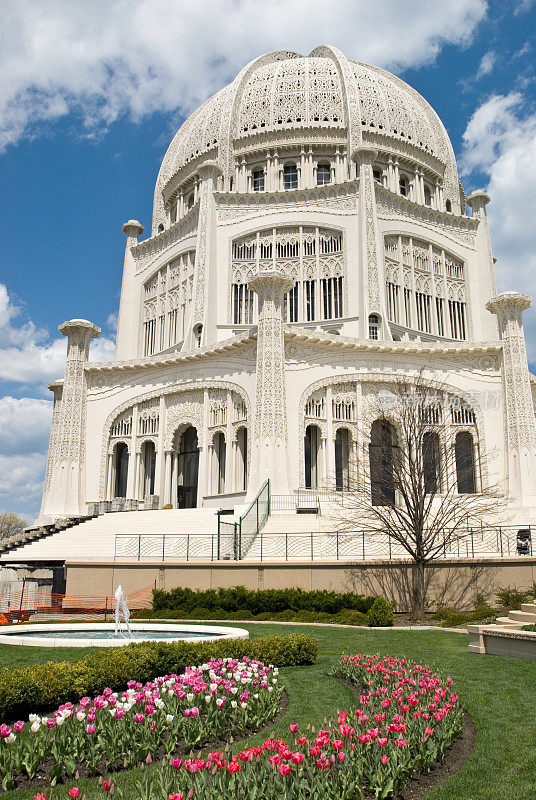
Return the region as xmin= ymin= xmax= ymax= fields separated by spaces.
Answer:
xmin=0 ymin=622 xmax=249 ymax=647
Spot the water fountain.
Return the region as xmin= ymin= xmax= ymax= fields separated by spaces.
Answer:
xmin=114 ymin=584 xmax=133 ymax=639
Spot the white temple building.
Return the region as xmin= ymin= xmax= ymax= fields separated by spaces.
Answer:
xmin=13 ymin=46 xmax=536 ymax=565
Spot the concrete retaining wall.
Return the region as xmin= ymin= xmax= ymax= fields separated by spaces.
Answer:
xmin=66 ymin=557 xmax=536 ymax=612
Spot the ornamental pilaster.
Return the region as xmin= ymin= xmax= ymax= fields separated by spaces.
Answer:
xmin=487 ymin=292 xmax=536 ymax=505
xmin=353 ymin=148 xmax=390 ymax=339
xmin=247 ymin=268 xmax=294 ymax=497
xmin=467 ymin=191 xmax=499 ymax=341
xmin=39 ymin=319 xmax=100 ymax=521
xmin=116 ymin=220 xmax=144 ymax=360
xmin=191 ymin=162 xmax=223 ymax=346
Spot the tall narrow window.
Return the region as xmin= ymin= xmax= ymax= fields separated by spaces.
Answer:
xmin=236 ymin=427 xmax=248 ymax=491
xmin=304 ymin=280 xmax=316 ymax=321
xmin=436 ymin=297 xmax=445 ymax=336
xmin=399 ymin=176 xmax=409 ymax=197
xmin=373 ymin=168 xmax=383 ymax=184
xmin=368 ymin=314 xmax=380 ymax=340
xmin=322 ymin=277 xmax=343 ymax=320
xmin=387 ymin=282 xmax=399 ymax=323
xmin=142 ymin=441 xmax=156 ymax=497
xmin=335 ymin=428 xmax=350 ymax=491
xmin=214 ymin=432 xmax=226 ymax=494
xmin=448 ymin=300 xmax=467 ymax=340
xmin=114 ymin=443 xmax=129 ymax=499
xmin=404 ymin=288 xmax=412 ymax=327
xmin=317 ymin=163 xmax=331 ymax=185
xmin=369 ymin=420 xmax=396 ymax=506
xmin=144 ymin=319 xmax=156 ymax=356
xmin=283 ymin=283 xmax=299 ymax=322
xmin=455 ymin=431 xmax=476 ymax=494
xmin=283 ymin=164 xmax=298 ymax=189
xmin=445 ymin=199 xmax=452 ymax=212
xmin=253 ymin=169 xmax=265 ymax=191
xmin=423 ymin=432 xmax=440 ymax=494
xmin=424 ymin=185 xmax=432 ymax=206
xmin=304 ymin=424 xmax=320 ymax=489
xmin=415 ymin=293 xmax=432 ymax=332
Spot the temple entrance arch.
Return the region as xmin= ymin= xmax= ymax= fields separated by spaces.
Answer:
xmin=176 ymin=426 xmax=199 ymax=508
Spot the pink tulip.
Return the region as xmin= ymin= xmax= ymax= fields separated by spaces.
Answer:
xmin=289 ymin=723 xmax=298 ymax=733
xmin=69 ymin=789 xmax=80 ymax=799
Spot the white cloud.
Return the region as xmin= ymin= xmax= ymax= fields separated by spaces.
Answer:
xmin=0 ymin=452 xmax=47 ymax=520
xmin=0 ymin=284 xmax=115 ymax=386
xmin=0 ymin=398 xmax=51 ymax=519
xmin=0 ymin=396 xmax=52 ymax=455
xmin=461 ymin=92 xmax=536 ymax=360
xmin=0 ymin=0 xmax=487 ymax=151
xmin=475 ymin=50 xmax=496 ymax=80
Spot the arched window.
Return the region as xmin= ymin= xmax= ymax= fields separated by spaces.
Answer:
xmin=335 ymin=428 xmax=350 ymax=491
xmin=177 ymin=427 xmax=199 ymax=508
xmin=373 ymin=167 xmax=383 ymax=184
xmin=317 ymin=164 xmax=331 ymax=185
xmin=399 ymin=176 xmax=409 ymax=197
xmin=304 ymin=424 xmax=321 ymax=489
xmin=141 ymin=441 xmax=156 ymax=497
xmin=422 ymin=431 xmax=440 ymax=494
xmin=253 ymin=169 xmax=265 ymax=191
xmin=283 ymin=164 xmax=298 ymax=190
xmin=186 ymin=193 xmax=194 ymax=209
xmin=368 ymin=314 xmax=380 ymax=340
xmin=369 ymin=420 xmax=397 ymax=506
xmin=114 ymin=443 xmax=129 ymax=498
xmin=455 ymin=431 xmax=476 ymax=494
xmin=193 ymin=324 xmax=203 ymax=348
xmin=158 ymin=223 xmax=164 ymax=232
xmin=236 ymin=427 xmax=248 ymax=491
xmin=214 ymin=432 xmax=226 ymax=494
xmin=445 ymin=199 xmax=452 ymax=213
xmin=424 ymin=185 xmax=432 ymax=206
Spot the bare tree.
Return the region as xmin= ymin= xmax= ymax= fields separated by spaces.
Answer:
xmin=333 ymin=377 xmax=505 ymax=614
xmin=0 ymin=512 xmax=28 ymax=540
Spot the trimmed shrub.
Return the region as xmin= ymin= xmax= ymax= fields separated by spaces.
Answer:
xmin=0 ymin=633 xmax=317 ymax=722
xmin=152 ymin=586 xmax=375 ymax=616
xmin=367 ymin=597 xmax=394 ymax=627
xmin=496 ymin=586 xmax=530 ymax=610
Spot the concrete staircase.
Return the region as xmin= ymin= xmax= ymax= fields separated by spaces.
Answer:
xmin=0 ymin=509 xmax=223 ymax=563
xmin=493 ymin=603 xmax=536 ymax=628
xmin=0 ymin=516 xmax=95 ymax=558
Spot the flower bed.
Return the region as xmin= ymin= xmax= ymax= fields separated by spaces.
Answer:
xmin=0 ymin=657 xmax=282 ymax=792
xmin=29 ymin=653 xmax=463 ymax=800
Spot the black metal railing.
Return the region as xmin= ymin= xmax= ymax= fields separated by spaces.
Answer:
xmin=114 ymin=525 xmax=533 ymax=562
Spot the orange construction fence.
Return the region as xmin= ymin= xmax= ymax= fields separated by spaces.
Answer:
xmin=0 ymin=584 xmax=154 ymax=623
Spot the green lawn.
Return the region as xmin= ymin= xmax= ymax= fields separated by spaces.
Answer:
xmin=1 ymin=623 xmax=535 ymax=799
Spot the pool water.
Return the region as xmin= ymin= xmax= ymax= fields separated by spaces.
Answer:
xmin=10 ymin=630 xmax=222 ymax=640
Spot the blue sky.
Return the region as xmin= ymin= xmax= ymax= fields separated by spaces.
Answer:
xmin=1 ymin=0 xmax=535 ymax=520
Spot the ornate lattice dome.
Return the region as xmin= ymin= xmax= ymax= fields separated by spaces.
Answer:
xmin=153 ymin=46 xmax=458 ymax=228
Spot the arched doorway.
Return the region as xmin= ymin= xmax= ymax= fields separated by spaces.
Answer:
xmin=177 ymin=426 xmax=199 ymax=508
xmin=369 ymin=420 xmax=397 ymax=506
xmin=114 ymin=442 xmax=129 ymax=498
xmin=304 ymin=424 xmax=321 ymax=489
xmin=141 ymin=441 xmax=156 ymax=497
xmin=455 ymin=431 xmax=476 ymax=494
xmin=335 ymin=428 xmax=350 ymax=491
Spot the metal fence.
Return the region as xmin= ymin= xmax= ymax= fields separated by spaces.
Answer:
xmin=114 ymin=525 xmax=533 ymax=562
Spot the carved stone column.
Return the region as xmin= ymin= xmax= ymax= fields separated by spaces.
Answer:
xmin=191 ymin=162 xmax=223 ymax=348
xmin=467 ymin=190 xmax=499 ymax=341
xmin=247 ymin=268 xmax=294 ymax=497
xmin=116 ymin=220 xmax=144 ymax=360
xmin=352 ymin=148 xmax=390 ymax=339
xmin=487 ymin=292 xmax=536 ymax=505
xmin=39 ymin=319 xmax=100 ymax=521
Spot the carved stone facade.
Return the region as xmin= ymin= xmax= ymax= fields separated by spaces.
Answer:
xmin=37 ymin=47 xmax=536 ymax=525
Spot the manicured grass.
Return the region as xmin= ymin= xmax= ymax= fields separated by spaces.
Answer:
xmin=1 ymin=623 xmax=535 ymax=799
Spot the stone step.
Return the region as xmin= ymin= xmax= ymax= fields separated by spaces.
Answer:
xmin=509 ymin=610 xmax=536 ymax=623
xmin=520 ymin=603 xmax=536 ymax=613
xmin=495 ymin=617 xmax=526 ymax=627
